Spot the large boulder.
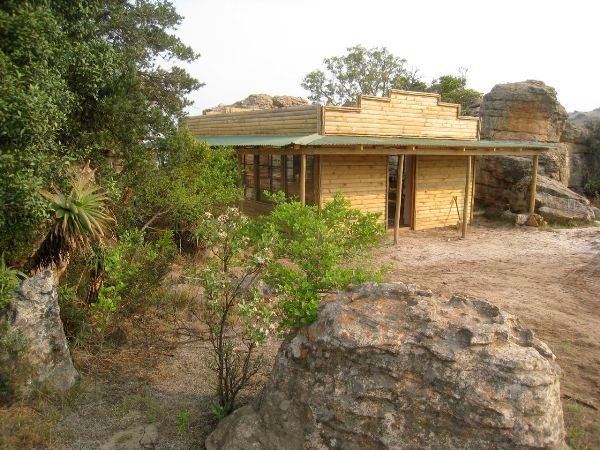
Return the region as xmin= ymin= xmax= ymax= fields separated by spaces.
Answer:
xmin=476 ymin=156 xmax=595 ymax=222
xmin=206 ymin=283 xmax=566 ymax=450
xmin=5 ymin=270 xmax=78 ymax=393
xmin=480 ymin=80 xmax=567 ymax=142
xmin=536 ymin=177 xmax=596 ymax=222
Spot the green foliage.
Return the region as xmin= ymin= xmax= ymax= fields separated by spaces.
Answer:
xmin=584 ymin=119 xmax=600 ymax=199
xmin=301 ymin=46 xmax=480 ymax=113
xmin=0 ymin=255 xmax=25 ymax=310
xmin=0 ymin=0 xmax=201 ymax=262
xmin=301 ymin=45 xmax=426 ymax=106
xmin=120 ymin=128 xmax=241 ymax=243
xmin=191 ymin=208 xmax=272 ymax=415
xmin=252 ymin=194 xmax=385 ymax=329
xmin=96 ymin=229 xmax=176 ymax=315
xmin=176 ymin=410 xmax=190 ymax=433
xmin=27 ymin=166 xmax=113 ymax=277
xmin=428 ymin=70 xmax=481 ymax=114
xmin=584 ymin=177 xmax=600 ymax=199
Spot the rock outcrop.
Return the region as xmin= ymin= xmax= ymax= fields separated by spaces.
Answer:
xmin=6 ymin=271 xmax=78 ymax=393
xmin=476 ymin=156 xmax=596 ymax=222
xmin=477 ymin=81 xmax=595 ymax=221
xmin=480 ymin=80 xmax=567 ymax=142
xmin=206 ymin=283 xmax=566 ymax=450
xmin=203 ymin=94 xmax=308 ymax=114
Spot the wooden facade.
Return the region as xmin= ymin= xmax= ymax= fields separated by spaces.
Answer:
xmin=186 ymin=90 xmax=552 ymax=238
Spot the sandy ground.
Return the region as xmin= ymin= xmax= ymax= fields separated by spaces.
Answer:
xmin=378 ymin=220 xmax=600 ymax=406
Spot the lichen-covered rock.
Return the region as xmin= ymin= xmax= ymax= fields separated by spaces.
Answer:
xmin=206 ymin=283 xmax=566 ymax=450
xmin=8 ymin=270 xmax=78 ymax=393
xmin=480 ymin=80 xmax=567 ymax=142
xmin=203 ymin=94 xmax=307 ymax=114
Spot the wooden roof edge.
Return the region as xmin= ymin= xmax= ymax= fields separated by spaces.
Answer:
xmin=322 ymin=89 xmax=478 ymax=122
xmin=185 ymin=103 xmax=321 ymax=121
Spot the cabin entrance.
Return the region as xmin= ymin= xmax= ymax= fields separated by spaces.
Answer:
xmin=387 ymin=155 xmax=415 ymax=229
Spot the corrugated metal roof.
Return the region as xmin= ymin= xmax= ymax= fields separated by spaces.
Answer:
xmin=196 ymin=134 xmax=556 ymax=150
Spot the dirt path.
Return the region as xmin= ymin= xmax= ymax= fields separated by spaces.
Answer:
xmin=378 ymin=221 xmax=600 ymax=403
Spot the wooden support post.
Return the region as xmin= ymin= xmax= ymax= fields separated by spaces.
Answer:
xmin=394 ymin=155 xmax=405 ymax=245
xmin=299 ymin=154 xmax=306 ymax=206
xmin=470 ymin=156 xmax=477 ymax=223
xmin=461 ymin=156 xmax=472 ymax=239
xmin=529 ymin=155 xmax=539 ymax=213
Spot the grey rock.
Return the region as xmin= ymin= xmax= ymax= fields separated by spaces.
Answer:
xmin=8 ymin=270 xmax=78 ymax=393
xmin=206 ymin=283 xmax=566 ymax=450
xmin=593 ymin=206 xmax=600 ymax=221
xmin=203 ymin=94 xmax=307 ymax=114
xmin=536 ymin=177 xmax=595 ymax=222
xmin=476 ymin=156 xmax=594 ymax=223
xmin=100 ymin=423 xmax=159 ymax=450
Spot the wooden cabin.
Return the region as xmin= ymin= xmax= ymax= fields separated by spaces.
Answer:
xmin=186 ymin=90 xmax=553 ymax=239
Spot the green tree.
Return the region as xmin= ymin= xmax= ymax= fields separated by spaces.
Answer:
xmin=301 ymin=45 xmax=426 ymax=106
xmin=119 ymin=128 xmax=242 ymax=245
xmin=428 ymin=69 xmax=481 ymax=114
xmin=0 ymin=0 xmax=201 ymax=261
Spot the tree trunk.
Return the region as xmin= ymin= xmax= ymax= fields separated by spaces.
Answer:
xmin=86 ymin=266 xmax=105 ymax=304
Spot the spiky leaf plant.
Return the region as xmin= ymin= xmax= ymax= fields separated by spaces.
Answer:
xmin=27 ymin=165 xmax=113 ymax=279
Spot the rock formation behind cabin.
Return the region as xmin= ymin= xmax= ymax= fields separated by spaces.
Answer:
xmin=203 ymin=94 xmax=308 ymax=115
xmin=477 ymin=80 xmax=596 ymax=222
xmin=206 ymin=283 xmax=566 ymax=450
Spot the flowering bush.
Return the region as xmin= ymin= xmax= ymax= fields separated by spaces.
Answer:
xmin=191 ymin=208 xmax=273 ymax=415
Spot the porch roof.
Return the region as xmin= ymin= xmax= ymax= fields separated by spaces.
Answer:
xmin=195 ymin=134 xmax=556 ymax=152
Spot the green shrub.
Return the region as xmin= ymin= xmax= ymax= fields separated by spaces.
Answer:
xmin=96 ymin=229 xmax=176 ymax=316
xmin=0 ymin=254 xmax=25 ymax=310
xmin=583 ymin=176 xmax=600 ymax=199
xmin=252 ymin=194 xmax=385 ymax=329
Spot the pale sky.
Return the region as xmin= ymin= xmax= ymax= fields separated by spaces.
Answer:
xmin=172 ymin=0 xmax=599 ymax=115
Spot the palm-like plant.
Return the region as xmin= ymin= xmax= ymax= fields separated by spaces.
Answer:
xmin=27 ymin=165 xmax=114 ymax=279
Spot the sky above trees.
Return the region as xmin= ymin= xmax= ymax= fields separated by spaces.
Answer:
xmin=172 ymin=0 xmax=599 ymax=113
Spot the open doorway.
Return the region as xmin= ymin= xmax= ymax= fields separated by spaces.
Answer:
xmin=387 ymin=155 xmax=415 ymax=229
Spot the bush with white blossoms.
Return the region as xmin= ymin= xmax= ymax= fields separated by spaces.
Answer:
xmin=191 ymin=207 xmax=274 ymax=416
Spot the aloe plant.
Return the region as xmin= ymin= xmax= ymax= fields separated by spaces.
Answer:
xmin=27 ymin=165 xmax=114 ymax=279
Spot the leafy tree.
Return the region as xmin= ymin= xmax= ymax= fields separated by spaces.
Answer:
xmin=301 ymin=46 xmax=480 ymax=113
xmin=253 ymin=194 xmax=385 ymax=329
xmin=301 ymin=45 xmax=426 ymax=106
xmin=0 ymin=0 xmax=201 ymax=261
xmin=428 ymin=69 xmax=481 ymax=114
xmin=119 ymin=128 xmax=242 ymax=244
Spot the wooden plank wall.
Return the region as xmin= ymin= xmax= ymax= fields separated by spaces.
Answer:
xmin=320 ymin=155 xmax=387 ymax=223
xmin=323 ymin=90 xmax=479 ymax=140
xmin=413 ymin=155 xmax=472 ymax=230
xmin=185 ymin=105 xmax=320 ymax=136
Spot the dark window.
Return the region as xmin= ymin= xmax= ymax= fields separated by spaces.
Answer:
xmin=242 ymin=153 xmax=317 ymax=204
